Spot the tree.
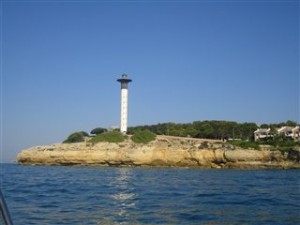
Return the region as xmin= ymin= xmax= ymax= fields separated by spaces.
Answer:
xmin=260 ymin=124 xmax=269 ymax=129
xmin=63 ymin=132 xmax=86 ymax=143
xmin=240 ymin=123 xmax=258 ymax=140
xmin=285 ymin=120 xmax=297 ymax=127
xmin=182 ymin=124 xmax=198 ymax=137
xmin=126 ymin=120 xmax=295 ymax=141
xmin=80 ymin=131 xmax=89 ymax=137
xmin=91 ymin=127 xmax=107 ymax=135
xmin=198 ymin=122 xmax=215 ymax=138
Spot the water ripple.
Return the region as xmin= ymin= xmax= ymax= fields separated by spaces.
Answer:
xmin=1 ymin=164 xmax=299 ymax=225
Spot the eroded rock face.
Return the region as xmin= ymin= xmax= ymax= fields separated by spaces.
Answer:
xmin=16 ymin=136 xmax=300 ymax=169
xmin=224 ymin=150 xmax=269 ymax=162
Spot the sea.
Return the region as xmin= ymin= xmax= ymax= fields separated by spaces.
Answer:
xmin=0 ymin=164 xmax=299 ymax=225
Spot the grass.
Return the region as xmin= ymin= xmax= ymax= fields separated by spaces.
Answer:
xmin=228 ymin=140 xmax=260 ymax=150
xmin=131 ymin=130 xmax=156 ymax=144
xmin=89 ymin=131 xmax=125 ymax=143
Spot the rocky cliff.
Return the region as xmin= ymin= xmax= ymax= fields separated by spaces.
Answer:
xmin=17 ymin=136 xmax=300 ymax=169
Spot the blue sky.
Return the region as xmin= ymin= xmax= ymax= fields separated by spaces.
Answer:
xmin=1 ymin=0 xmax=299 ymax=162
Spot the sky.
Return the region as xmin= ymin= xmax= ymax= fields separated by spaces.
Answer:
xmin=1 ymin=0 xmax=299 ymax=162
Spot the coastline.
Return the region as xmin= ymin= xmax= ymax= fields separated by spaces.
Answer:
xmin=16 ymin=135 xmax=300 ymax=169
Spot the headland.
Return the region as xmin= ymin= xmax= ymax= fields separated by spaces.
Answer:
xmin=17 ymin=135 xmax=300 ymax=169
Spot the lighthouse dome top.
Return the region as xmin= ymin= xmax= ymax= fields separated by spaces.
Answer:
xmin=117 ymin=74 xmax=132 ymax=90
xmin=117 ymin=74 xmax=132 ymax=83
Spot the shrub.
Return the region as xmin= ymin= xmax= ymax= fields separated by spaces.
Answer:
xmin=259 ymin=136 xmax=298 ymax=148
xmin=131 ymin=130 xmax=156 ymax=144
xmin=90 ymin=127 xmax=107 ymax=135
xmin=89 ymin=131 xmax=125 ymax=143
xmin=229 ymin=140 xmax=260 ymax=150
xmin=63 ymin=131 xmax=86 ymax=143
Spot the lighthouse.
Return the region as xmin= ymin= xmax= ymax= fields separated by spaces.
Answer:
xmin=117 ymin=74 xmax=132 ymax=134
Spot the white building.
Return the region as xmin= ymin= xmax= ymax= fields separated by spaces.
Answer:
xmin=254 ymin=128 xmax=272 ymax=141
xmin=292 ymin=126 xmax=300 ymax=140
xmin=277 ymin=126 xmax=300 ymax=140
xmin=254 ymin=126 xmax=300 ymax=141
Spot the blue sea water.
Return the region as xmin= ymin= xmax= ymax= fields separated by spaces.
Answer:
xmin=0 ymin=164 xmax=299 ymax=225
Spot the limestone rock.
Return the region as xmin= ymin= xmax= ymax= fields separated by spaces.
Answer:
xmin=16 ymin=136 xmax=300 ymax=169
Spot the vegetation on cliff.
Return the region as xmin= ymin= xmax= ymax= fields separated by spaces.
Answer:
xmin=131 ymin=130 xmax=156 ymax=144
xmin=228 ymin=136 xmax=300 ymax=151
xmin=87 ymin=129 xmax=157 ymax=144
xmin=90 ymin=127 xmax=107 ymax=135
xmin=260 ymin=135 xmax=298 ymax=147
xmin=128 ymin=120 xmax=258 ymax=140
xmin=89 ymin=131 xmax=125 ymax=143
xmin=260 ymin=120 xmax=297 ymax=129
xmin=62 ymin=120 xmax=299 ymax=151
xmin=63 ymin=129 xmax=157 ymax=145
xmin=63 ymin=131 xmax=89 ymax=143
xmin=128 ymin=120 xmax=298 ymax=141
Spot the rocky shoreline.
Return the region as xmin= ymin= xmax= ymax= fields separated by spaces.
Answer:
xmin=17 ymin=136 xmax=300 ymax=169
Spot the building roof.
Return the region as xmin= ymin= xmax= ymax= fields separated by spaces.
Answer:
xmin=277 ymin=126 xmax=293 ymax=133
xmin=254 ymin=128 xmax=270 ymax=134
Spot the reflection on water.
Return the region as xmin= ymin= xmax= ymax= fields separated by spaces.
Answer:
xmin=109 ymin=168 xmax=137 ymax=224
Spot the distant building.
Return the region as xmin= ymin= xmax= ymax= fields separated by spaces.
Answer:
xmin=254 ymin=128 xmax=272 ymax=141
xmin=277 ymin=126 xmax=299 ymax=140
xmin=254 ymin=126 xmax=300 ymax=141
xmin=277 ymin=126 xmax=293 ymax=137
xmin=292 ymin=126 xmax=300 ymax=140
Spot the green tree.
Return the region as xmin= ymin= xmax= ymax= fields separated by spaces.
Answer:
xmin=91 ymin=127 xmax=107 ymax=135
xmin=126 ymin=120 xmax=297 ymax=141
xmin=285 ymin=120 xmax=297 ymax=127
xmin=63 ymin=132 xmax=86 ymax=143
xmin=182 ymin=124 xmax=198 ymax=137
xmin=194 ymin=122 xmax=214 ymax=138
xmin=239 ymin=123 xmax=258 ymax=140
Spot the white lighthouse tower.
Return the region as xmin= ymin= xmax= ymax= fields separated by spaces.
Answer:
xmin=117 ymin=74 xmax=132 ymax=134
